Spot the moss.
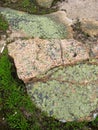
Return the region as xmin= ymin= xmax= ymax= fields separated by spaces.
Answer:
xmin=2 ymin=0 xmax=58 ymax=15
xmin=0 ymin=14 xmax=8 ymax=31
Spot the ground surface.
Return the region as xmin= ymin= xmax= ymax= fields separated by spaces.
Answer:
xmin=0 ymin=0 xmax=98 ymax=129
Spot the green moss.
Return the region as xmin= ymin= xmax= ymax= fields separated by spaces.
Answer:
xmin=0 ymin=14 xmax=8 ymax=31
xmin=2 ymin=0 xmax=57 ymax=15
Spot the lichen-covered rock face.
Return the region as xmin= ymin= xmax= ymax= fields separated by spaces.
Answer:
xmin=0 ymin=7 xmax=72 ymax=39
xmin=36 ymin=0 xmax=54 ymax=8
xmin=26 ymin=64 xmax=98 ymax=122
xmin=8 ymin=38 xmax=89 ymax=83
xmin=91 ymin=42 xmax=98 ymax=58
xmin=1 ymin=6 xmax=98 ymax=123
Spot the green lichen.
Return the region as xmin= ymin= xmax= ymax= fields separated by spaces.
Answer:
xmin=0 ymin=8 xmax=69 ymax=39
xmin=51 ymin=64 xmax=98 ymax=82
xmin=26 ymin=64 xmax=98 ymax=121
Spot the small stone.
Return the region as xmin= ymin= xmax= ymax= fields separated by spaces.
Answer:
xmin=81 ymin=19 xmax=98 ymax=37
xmin=0 ymin=35 xmax=6 ymax=40
xmin=36 ymin=0 xmax=54 ymax=8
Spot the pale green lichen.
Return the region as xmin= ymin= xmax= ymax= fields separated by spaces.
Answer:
xmin=0 ymin=7 xmax=69 ymax=39
xmin=26 ymin=64 xmax=98 ymax=121
xmin=51 ymin=64 xmax=98 ymax=83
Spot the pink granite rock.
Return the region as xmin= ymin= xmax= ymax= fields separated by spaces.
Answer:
xmin=8 ymin=38 xmax=89 ymax=83
xmin=57 ymin=0 xmax=98 ymax=20
xmin=61 ymin=39 xmax=89 ymax=65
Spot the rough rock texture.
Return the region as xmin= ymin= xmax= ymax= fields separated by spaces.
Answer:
xmin=80 ymin=19 xmax=98 ymax=37
xmin=57 ymin=0 xmax=98 ymax=20
xmin=91 ymin=42 xmax=98 ymax=58
xmin=1 ymin=6 xmax=98 ymax=122
xmin=36 ymin=0 xmax=54 ymax=8
xmin=0 ymin=8 xmax=72 ymax=39
xmin=26 ymin=64 xmax=98 ymax=121
xmin=8 ymin=38 xmax=89 ymax=83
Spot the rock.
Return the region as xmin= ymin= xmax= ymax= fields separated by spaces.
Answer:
xmin=89 ymin=58 xmax=98 ymax=65
xmin=7 ymin=38 xmax=89 ymax=83
xmin=26 ymin=64 xmax=98 ymax=121
xmin=61 ymin=39 xmax=89 ymax=65
xmin=11 ymin=0 xmax=18 ymax=3
xmin=91 ymin=42 xmax=98 ymax=58
xmin=46 ymin=11 xmax=73 ymax=25
xmin=6 ymin=29 xmax=29 ymax=43
xmin=0 ymin=35 xmax=6 ymax=40
xmin=80 ymin=19 xmax=98 ymax=37
xmin=36 ymin=0 xmax=54 ymax=8
xmin=0 ymin=7 xmax=72 ymax=39
xmin=57 ymin=0 xmax=98 ymax=20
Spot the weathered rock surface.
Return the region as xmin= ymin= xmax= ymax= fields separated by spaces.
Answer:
xmin=26 ymin=64 xmax=98 ymax=121
xmin=91 ymin=42 xmax=98 ymax=58
xmin=8 ymin=38 xmax=89 ymax=83
xmin=57 ymin=0 xmax=98 ymax=20
xmin=0 ymin=8 xmax=72 ymax=39
xmin=80 ymin=19 xmax=98 ymax=37
xmin=36 ymin=0 xmax=54 ymax=8
xmin=1 ymin=6 xmax=98 ymax=122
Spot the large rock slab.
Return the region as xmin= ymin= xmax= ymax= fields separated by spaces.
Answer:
xmin=57 ymin=0 xmax=98 ymax=20
xmin=8 ymin=38 xmax=89 ymax=83
xmin=26 ymin=64 xmax=98 ymax=122
xmin=0 ymin=8 xmax=72 ymax=39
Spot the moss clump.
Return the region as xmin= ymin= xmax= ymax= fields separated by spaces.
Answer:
xmin=0 ymin=14 xmax=8 ymax=31
xmin=2 ymin=0 xmax=58 ymax=15
xmin=0 ymin=49 xmax=38 ymax=129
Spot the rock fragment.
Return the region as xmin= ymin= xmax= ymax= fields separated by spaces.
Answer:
xmin=8 ymin=38 xmax=89 ymax=83
xmin=81 ymin=19 xmax=98 ymax=37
